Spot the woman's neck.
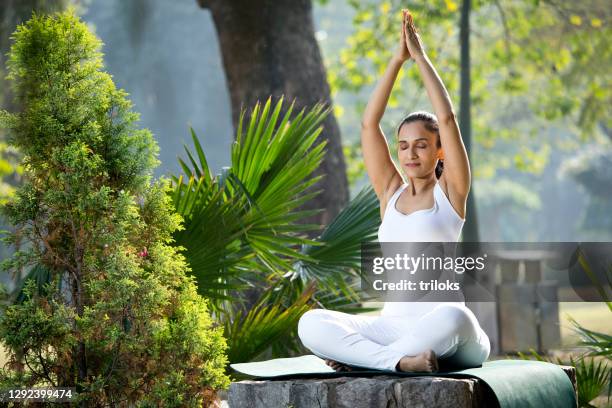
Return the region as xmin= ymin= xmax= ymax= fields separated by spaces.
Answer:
xmin=407 ymin=175 xmax=437 ymax=196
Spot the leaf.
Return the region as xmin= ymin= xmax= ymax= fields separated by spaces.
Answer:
xmin=272 ymin=185 xmax=381 ymax=307
xmin=224 ymin=283 xmax=315 ymax=363
xmin=567 ymin=315 xmax=612 ymax=359
xmin=569 ymin=15 xmax=582 ymax=26
xmin=445 ymin=0 xmax=458 ymax=12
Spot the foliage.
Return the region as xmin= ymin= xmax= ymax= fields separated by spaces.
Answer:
xmin=570 ymin=356 xmax=611 ymax=408
xmin=343 ymin=140 xmax=367 ymax=188
xmin=323 ymin=0 xmax=610 ymax=181
xmin=569 ymin=316 xmax=612 ymax=361
xmin=170 ymin=97 xmax=382 ymax=363
xmin=472 ymin=177 xmax=541 ymax=240
xmin=559 ymin=144 xmax=612 ymax=196
xmin=224 ymin=283 xmax=315 ymax=364
xmin=0 ymin=142 xmax=22 ymax=205
xmin=475 ymin=178 xmax=541 ymax=210
xmin=170 ymin=99 xmax=328 ymax=305
xmin=0 ymin=11 xmax=229 ymax=406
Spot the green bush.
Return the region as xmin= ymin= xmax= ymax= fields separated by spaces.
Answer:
xmin=0 ymin=10 xmax=229 ymax=406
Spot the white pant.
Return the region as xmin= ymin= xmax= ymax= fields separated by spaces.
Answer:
xmin=297 ymin=303 xmax=490 ymax=371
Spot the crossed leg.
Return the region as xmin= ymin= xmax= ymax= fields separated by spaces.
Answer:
xmin=297 ymin=308 xmax=411 ymax=371
xmin=297 ymin=304 xmax=490 ymax=372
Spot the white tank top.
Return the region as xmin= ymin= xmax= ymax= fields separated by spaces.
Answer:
xmin=377 ymin=180 xmax=466 ymax=317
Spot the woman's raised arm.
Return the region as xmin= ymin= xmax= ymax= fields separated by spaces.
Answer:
xmin=361 ymin=12 xmax=410 ymax=201
xmin=404 ymin=11 xmax=471 ymax=200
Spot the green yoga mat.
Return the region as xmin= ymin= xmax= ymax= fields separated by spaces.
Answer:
xmin=231 ymin=355 xmax=577 ymax=408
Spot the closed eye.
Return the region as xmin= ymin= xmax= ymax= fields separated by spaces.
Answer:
xmin=399 ymin=142 xmax=428 ymax=150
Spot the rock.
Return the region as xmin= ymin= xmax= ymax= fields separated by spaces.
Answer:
xmin=228 ymin=375 xmax=482 ymax=408
xmin=227 ymin=366 xmax=576 ymax=408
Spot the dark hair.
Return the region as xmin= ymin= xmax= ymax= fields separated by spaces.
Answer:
xmin=396 ymin=111 xmax=444 ymax=179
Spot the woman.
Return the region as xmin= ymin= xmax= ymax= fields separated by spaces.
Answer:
xmin=297 ymin=10 xmax=490 ymax=373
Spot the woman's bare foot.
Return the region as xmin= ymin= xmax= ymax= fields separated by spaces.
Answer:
xmin=324 ymin=359 xmax=353 ymax=372
xmin=396 ymin=349 xmax=439 ymax=373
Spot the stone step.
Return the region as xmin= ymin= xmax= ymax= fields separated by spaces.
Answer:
xmin=226 ymin=365 xmax=576 ymax=408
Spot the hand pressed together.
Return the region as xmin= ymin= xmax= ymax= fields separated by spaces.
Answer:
xmin=402 ymin=9 xmax=425 ymax=61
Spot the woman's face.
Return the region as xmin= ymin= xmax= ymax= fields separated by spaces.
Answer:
xmin=397 ymin=121 xmax=442 ymax=178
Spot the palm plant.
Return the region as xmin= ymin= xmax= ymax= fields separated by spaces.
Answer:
xmin=571 ymin=356 xmax=611 ymax=408
xmin=169 ymin=97 xmax=381 ymax=363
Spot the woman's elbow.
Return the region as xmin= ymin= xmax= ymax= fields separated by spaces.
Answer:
xmin=361 ymin=121 xmax=380 ymax=133
xmin=439 ymin=111 xmax=457 ymax=126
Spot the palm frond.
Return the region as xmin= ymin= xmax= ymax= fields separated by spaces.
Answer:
xmin=571 ymin=355 xmax=611 ymax=408
xmin=232 ymin=99 xmax=330 ymax=273
xmin=567 ymin=315 xmax=612 ymax=359
xmin=224 ymin=283 xmax=315 ymax=364
xmin=170 ymin=175 xmax=257 ymax=306
xmin=288 ymin=185 xmax=380 ymax=303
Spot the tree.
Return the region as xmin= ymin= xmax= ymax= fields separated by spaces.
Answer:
xmin=0 ymin=11 xmax=229 ymax=406
xmin=196 ymin=0 xmax=349 ymax=228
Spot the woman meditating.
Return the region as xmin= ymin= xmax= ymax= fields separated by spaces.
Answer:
xmin=297 ymin=10 xmax=490 ymax=373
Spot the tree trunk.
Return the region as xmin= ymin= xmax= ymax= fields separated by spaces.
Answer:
xmin=197 ymin=0 xmax=349 ymax=228
xmin=459 ymin=0 xmax=480 ymax=242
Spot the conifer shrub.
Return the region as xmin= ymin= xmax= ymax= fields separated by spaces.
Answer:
xmin=0 ymin=11 xmax=229 ymax=406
